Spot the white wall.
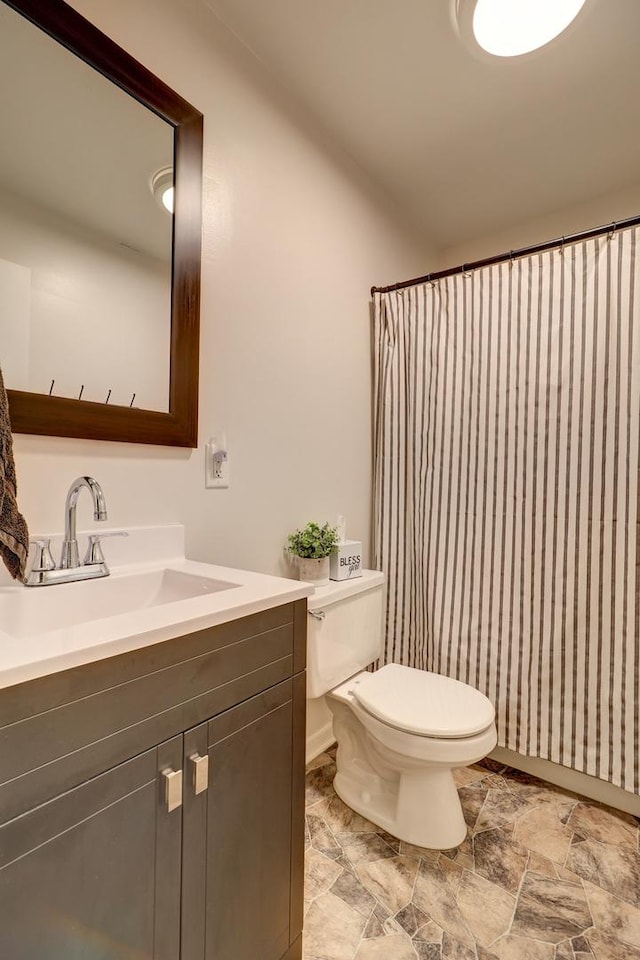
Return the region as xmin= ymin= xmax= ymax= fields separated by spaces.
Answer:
xmin=11 ymin=0 xmax=430 ymax=583
xmin=437 ymin=181 xmax=640 ymax=271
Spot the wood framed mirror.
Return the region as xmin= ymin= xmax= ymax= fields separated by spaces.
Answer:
xmin=2 ymin=0 xmax=202 ymax=447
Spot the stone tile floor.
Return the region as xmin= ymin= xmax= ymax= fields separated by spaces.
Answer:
xmin=303 ymin=747 xmax=640 ymax=960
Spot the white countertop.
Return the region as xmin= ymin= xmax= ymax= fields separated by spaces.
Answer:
xmin=0 ymin=525 xmax=313 ymax=691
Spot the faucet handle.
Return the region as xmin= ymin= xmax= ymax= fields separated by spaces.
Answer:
xmin=29 ymin=538 xmax=56 ymax=573
xmin=83 ymin=531 xmax=129 ymax=566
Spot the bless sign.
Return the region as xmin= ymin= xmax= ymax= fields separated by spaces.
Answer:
xmin=329 ymin=540 xmax=362 ymax=581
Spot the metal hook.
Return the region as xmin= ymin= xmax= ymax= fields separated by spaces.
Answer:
xmin=509 ymin=250 xmax=515 ymax=268
xmin=461 ymin=264 xmax=472 ymax=279
xmin=559 ymin=237 xmax=565 ymax=256
xmin=608 ymin=221 xmax=616 ymax=241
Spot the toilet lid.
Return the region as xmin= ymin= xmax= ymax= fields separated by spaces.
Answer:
xmin=352 ymin=663 xmax=495 ymax=738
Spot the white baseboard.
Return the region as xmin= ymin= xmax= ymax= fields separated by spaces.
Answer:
xmin=491 ymin=746 xmax=640 ymax=817
xmin=306 ymin=721 xmax=335 ymax=765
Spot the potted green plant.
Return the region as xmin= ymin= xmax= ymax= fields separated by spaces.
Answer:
xmin=287 ymin=521 xmax=339 ymax=586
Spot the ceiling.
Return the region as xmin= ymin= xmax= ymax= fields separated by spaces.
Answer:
xmin=202 ymin=0 xmax=640 ymax=251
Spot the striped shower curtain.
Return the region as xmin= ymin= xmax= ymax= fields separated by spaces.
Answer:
xmin=372 ymin=228 xmax=640 ymax=793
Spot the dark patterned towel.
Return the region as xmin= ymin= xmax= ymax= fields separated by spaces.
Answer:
xmin=0 ymin=367 xmax=29 ymax=580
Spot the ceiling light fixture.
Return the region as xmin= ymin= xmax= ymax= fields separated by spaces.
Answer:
xmin=455 ymin=0 xmax=587 ymax=58
xmin=150 ymin=166 xmax=174 ymax=214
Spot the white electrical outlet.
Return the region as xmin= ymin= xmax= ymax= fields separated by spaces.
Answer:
xmin=205 ymin=434 xmax=230 ymax=488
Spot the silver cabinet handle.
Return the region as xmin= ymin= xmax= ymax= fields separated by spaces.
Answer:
xmin=162 ymin=768 xmax=183 ymax=812
xmin=308 ymin=609 xmax=325 ymax=621
xmin=189 ymin=753 xmax=209 ymax=795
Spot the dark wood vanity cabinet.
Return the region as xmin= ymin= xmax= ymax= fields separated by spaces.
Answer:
xmin=0 ymin=600 xmax=307 ymax=960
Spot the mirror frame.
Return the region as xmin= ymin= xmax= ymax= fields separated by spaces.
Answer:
xmin=3 ymin=0 xmax=202 ymax=447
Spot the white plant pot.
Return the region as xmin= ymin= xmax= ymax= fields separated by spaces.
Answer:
xmin=297 ymin=556 xmax=330 ymax=586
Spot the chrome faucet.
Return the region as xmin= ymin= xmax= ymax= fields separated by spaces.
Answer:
xmin=24 ymin=477 xmax=127 ymax=587
xmin=61 ymin=476 xmax=108 ymax=569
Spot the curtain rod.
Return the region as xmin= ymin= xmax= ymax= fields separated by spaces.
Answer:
xmin=370 ymin=213 xmax=640 ymax=297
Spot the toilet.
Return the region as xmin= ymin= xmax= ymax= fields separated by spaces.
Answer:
xmin=307 ymin=570 xmax=497 ymax=849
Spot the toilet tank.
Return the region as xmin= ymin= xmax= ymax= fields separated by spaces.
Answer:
xmin=306 ymin=570 xmax=385 ymax=698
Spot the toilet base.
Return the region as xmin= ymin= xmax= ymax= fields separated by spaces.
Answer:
xmin=327 ymin=689 xmax=497 ymax=850
xmin=333 ymin=762 xmax=467 ymax=850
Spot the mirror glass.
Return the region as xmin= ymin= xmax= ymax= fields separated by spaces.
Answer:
xmin=0 ymin=2 xmax=174 ymax=412
xmin=2 ymin=0 xmax=201 ymax=447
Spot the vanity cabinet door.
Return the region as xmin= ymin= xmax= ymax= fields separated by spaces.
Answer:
xmin=0 ymin=737 xmax=183 ymax=960
xmin=202 ymin=679 xmax=294 ymax=960
xmin=181 ymin=721 xmax=209 ymax=960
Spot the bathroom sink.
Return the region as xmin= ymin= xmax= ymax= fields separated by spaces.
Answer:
xmin=0 ymin=525 xmax=313 ymax=691
xmin=0 ymin=567 xmax=238 ymax=640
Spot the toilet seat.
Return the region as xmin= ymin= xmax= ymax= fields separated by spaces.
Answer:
xmin=351 ymin=663 xmax=495 ymax=739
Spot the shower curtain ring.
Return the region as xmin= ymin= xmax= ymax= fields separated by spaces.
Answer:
xmin=608 ymin=221 xmax=616 ymax=240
